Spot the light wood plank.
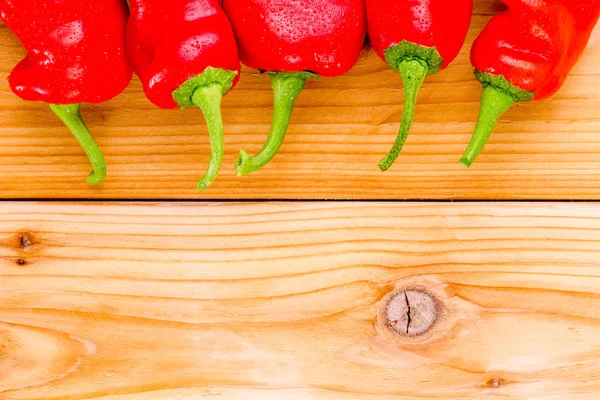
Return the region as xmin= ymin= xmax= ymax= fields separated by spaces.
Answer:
xmin=0 ymin=2 xmax=599 ymax=199
xmin=1 ymin=202 xmax=600 ymax=399
xmin=79 ymin=387 xmax=600 ymax=400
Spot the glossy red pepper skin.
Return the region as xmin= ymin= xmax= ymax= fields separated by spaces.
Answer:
xmin=127 ymin=0 xmax=241 ymax=109
xmin=222 ymin=0 xmax=367 ymax=176
xmin=463 ymin=0 xmax=600 ymax=167
xmin=0 ymin=0 xmax=132 ymax=184
xmin=223 ymin=0 xmax=366 ymax=78
xmin=366 ymin=0 xmax=472 ymax=171
xmin=368 ymin=1 xmax=472 ymax=70
xmin=127 ymin=0 xmax=241 ymax=190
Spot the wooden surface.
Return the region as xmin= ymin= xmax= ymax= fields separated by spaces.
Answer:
xmin=2 ymin=202 xmax=600 ymax=399
xmin=0 ymin=1 xmax=598 ymax=199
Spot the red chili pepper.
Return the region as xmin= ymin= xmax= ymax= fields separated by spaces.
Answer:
xmin=366 ymin=0 xmax=472 ymax=171
xmin=127 ymin=0 xmax=241 ymax=190
xmin=462 ymin=0 xmax=600 ymax=167
xmin=221 ymin=0 xmax=367 ymax=176
xmin=0 ymin=0 xmax=132 ymax=184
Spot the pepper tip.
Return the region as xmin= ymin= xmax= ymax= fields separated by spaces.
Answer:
xmin=197 ymin=179 xmax=212 ymax=192
xmin=378 ymin=159 xmax=391 ymax=172
xmin=86 ymin=168 xmax=106 ymax=185
xmin=459 ymin=157 xmax=473 ymax=168
xmin=235 ymin=149 xmax=251 ymax=177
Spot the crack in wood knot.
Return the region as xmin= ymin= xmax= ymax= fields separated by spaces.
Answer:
xmin=385 ymin=289 xmax=438 ymax=337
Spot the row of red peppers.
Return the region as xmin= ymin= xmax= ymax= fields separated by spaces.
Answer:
xmin=1 ymin=0 xmax=599 ymax=190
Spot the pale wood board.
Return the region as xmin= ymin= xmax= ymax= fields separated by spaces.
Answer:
xmin=0 ymin=1 xmax=598 ymax=199
xmin=1 ymin=202 xmax=600 ymax=399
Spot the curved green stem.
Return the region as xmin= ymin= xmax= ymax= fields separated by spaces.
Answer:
xmin=49 ymin=103 xmax=106 ymax=185
xmin=236 ymin=72 xmax=315 ymax=176
xmin=379 ymin=59 xmax=428 ymax=172
xmin=191 ymin=84 xmax=225 ymax=191
xmin=460 ymin=85 xmax=515 ymax=168
xmin=172 ymin=67 xmax=237 ymax=191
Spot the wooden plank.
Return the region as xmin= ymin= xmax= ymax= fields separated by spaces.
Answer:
xmin=1 ymin=201 xmax=600 ymax=399
xmin=0 ymin=2 xmax=598 ymax=199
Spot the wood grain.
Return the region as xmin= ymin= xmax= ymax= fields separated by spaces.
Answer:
xmin=0 ymin=1 xmax=598 ymax=199
xmin=1 ymin=202 xmax=600 ymax=399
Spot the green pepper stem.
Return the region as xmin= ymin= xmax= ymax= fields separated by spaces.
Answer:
xmin=236 ymin=72 xmax=312 ymax=176
xmin=49 ymin=103 xmax=106 ymax=185
xmin=191 ymin=84 xmax=225 ymax=191
xmin=460 ymin=85 xmax=515 ymax=167
xmin=379 ymin=59 xmax=428 ymax=172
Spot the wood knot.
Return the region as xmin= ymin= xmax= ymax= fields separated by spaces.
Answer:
xmin=488 ymin=378 xmax=504 ymax=389
xmin=386 ymin=290 xmax=437 ymax=337
xmin=19 ymin=232 xmax=32 ymax=250
xmin=1 ymin=231 xmax=42 ymax=267
xmin=13 ymin=230 xmax=41 ymax=253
